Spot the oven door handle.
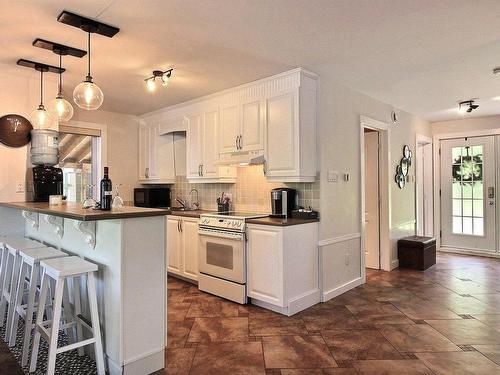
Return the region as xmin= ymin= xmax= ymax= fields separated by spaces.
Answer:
xmin=198 ymin=230 xmax=244 ymax=241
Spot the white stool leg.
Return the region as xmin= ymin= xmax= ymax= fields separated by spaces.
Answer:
xmin=46 ymin=277 xmax=64 ymax=375
xmin=87 ymin=272 xmax=105 ymax=375
xmin=62 ymin=279 xmax=76 ymax=344
xmin=21 ymin=262 xmax=39 ymax=367
xmin=30 ymin=270 xmax=49 ymax=373
xmin=8 ymin=259 xmax=27 ymax=346
xmin=45 ymin=277 xmax=55 ymax=322
xmin=5 ymin=254 xmax=22 ymax=340
xmin=73 ymin=276 xmax=84 ymax=356
xmin=0 ymin=252 xmax=13 ymax=327
xmin=0 ymin=247 xmax=8 ymax=318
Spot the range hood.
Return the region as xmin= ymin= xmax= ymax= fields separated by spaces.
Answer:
xmin=217 ymin=150 xmax=265 ymax=166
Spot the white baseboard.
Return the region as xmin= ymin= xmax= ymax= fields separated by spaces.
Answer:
xmin=288 ymin=289 xmax=321 ymax=315
xmin=439 ymin=248 xmax=500 ymax=259
xmin=321 ymin=277 xmax=363 ymax=302
xmin=250 ymin=289 xmax=321 ymax=316
xmin=123 ymin=347 xmax=165 ymax=375
xmin=390 ymin=259 xmax=399 ymax=270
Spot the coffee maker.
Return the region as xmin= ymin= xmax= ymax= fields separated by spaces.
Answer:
xmin=270 ymin=188 xmax=297 ymax=218
xmin=26 ymin=166 xmax=63 ymax=202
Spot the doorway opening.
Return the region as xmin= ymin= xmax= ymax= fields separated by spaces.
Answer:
xmin=416 ymin=135 xmax=433 ymax=236
xmin=363 ymin=128 xmax=381 ymax=269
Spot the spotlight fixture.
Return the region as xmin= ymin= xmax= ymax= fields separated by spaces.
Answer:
xmin=33 ymin=39 xmax=87 ymax=122
xmin=57 ymin=11 xmax=120 ymax=110
xmin=145 ymin=69 xmax=173 ymax=92
xmin=458 ymin=100 xmax=479 ymax=114
xmin=493 ymin=67 xmax=500 ymax=75
xmin=17 ymin=59 xmax=64 ymax=131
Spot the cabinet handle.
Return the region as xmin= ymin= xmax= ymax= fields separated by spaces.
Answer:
xmin=201 ymin=164 xmax=204 ymax=176
xmin=180 ymin=220 xmax=183 ymax=232
xmin=145 ymin=167 xmax=149 ymax=179
xmin=263 ymin=160 xmax=267 ymax=176
xmin=235 ymin=136 xmax=239 ymax=150
xmin=177 ymin=220 xmax=180 ymax=232
xmin=198 ymin=164 xmax=201 ymax=177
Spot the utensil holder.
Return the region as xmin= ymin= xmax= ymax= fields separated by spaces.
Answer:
xmin=217 ymin=203 xmax=229 ymax=212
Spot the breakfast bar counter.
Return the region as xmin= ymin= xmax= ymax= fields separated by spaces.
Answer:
xmin=0 ymin=202 xmax=167 ymax=375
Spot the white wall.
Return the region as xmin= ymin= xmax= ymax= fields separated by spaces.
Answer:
xmin=432 ymin=115 xmax=500 ymax=134
xmin=316 ymin=74 xmax=431 ymax=297
xmin=70 ymin=110 xmax=140 ymax=202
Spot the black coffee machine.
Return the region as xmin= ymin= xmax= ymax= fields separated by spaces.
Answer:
xmin=26 ymin=166 xmax=63 ymax=202
xmin=270 ymin=188 xmax=297 ymax=218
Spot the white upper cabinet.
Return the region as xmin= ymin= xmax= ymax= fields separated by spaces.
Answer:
xmin=140 ymin=68 xmax=318 ymax=183
xmin=186 ymin=107 xmax=237 ymax=182
xmin=219 ymin=103 xmax=240 ymax=154
xmin=138 ymin=119 xmax=176 ymax=184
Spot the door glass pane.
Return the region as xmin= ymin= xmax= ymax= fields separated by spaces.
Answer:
xmin=450 ymin=145 xmax=484 ymax=236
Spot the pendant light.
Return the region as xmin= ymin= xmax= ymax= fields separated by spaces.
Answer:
xmin=73 ymin=31 xmax=103 ymax=110
xmin=31 ymin=67 xmax=58 ymax=131
xmin=48 ymin=54 xmax=74 ymax=122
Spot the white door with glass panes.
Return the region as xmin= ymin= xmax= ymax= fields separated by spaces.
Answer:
xmin=440 ymin=136 xmax=496 ymax=253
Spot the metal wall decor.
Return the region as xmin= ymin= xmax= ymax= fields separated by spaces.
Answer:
xmin=395 ymin=145 xmax=412 ymax=189
xmin=0 ymin=114 xmax=33 ymax=147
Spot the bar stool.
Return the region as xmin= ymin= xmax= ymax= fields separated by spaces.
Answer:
xmin=30 ymin=256 xmax=105 ymax=375
xmin=0 ymin=237 xmax=45 ymax=334
xmin=9 ymin=246 xmax=69 ymax=366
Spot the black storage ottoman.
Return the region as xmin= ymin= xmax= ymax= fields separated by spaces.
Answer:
xmin=397 ymin=236 xmax=436 ymax=271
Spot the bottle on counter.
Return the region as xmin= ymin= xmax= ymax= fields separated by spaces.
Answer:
xmin=100 ymin=167 xmax=112 ymax=211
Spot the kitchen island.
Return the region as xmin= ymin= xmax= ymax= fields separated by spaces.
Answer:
xmin=0 ymin=202 xmax=168 ymax=375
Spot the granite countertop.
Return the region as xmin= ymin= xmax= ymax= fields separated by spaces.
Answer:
xmin=246 ymin=216 xmax=319 ymax=226
xmin=0 ymin=202 xmax=170 ymax=221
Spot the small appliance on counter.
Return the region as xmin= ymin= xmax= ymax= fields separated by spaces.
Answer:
xmin=270 ymin=188 xmax=297 ymax=218
xmin=291 ymin=207 xmax=319 ymax=220
xmin=26 ymin=165 xmax=63 ymax=202
xmin=134 ymin=187 xmax=170 ymax=208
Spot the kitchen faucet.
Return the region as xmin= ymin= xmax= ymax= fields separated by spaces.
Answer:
xmin=175 ymin=197 xmax=188 ymax=209
xmin=190 ymin=189 xmax=200 ymax=210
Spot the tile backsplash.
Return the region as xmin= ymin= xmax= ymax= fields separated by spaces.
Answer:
xmin=170 ymin=165 xmax=320 ymax=213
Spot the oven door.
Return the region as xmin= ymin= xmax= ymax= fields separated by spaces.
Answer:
xmin=198 ymin=227 xmax=245 ymax=284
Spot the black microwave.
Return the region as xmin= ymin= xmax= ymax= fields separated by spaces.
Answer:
xmin=134 ymin=187 xmax=171 ymax=208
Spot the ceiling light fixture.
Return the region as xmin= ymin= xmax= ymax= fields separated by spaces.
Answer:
xmin=145 ymin=69 xmax=173 ymax=92
xmin=493 ymin=67 xmax=500 ymax=75
xmin=458 ymin=100 xmax=479 ymax=114
xmin=17 ymin=59 xmax=64 ymax=131
xmin=57 ymin=11 xmax=120 ymax=111
xmin=33 ymin=39 xmax=86 ymax=122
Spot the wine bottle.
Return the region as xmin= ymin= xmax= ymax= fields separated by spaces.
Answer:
xmin=100 ymin=167 xmax=112 ymax=211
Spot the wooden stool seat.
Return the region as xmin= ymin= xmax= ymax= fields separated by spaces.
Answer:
xmin=41 ymin=256 xmax=98 ymax=278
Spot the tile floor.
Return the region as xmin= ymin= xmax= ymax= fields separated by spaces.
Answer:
xmin=158 ymin=252 xmax=500 ymax=375
xmin=2 ymin=252 xmax=500 ymax=374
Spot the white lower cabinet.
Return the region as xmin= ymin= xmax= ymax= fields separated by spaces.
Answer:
xmin=247 ymin=222 xmax=320 ymax=316
xmin=166 ymin=216 xmax=199 ymax=281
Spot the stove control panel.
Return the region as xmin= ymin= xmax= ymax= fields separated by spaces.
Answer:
xmin=199 ymin=216 xmax=244 ymax=231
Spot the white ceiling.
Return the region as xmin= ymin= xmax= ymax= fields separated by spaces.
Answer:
xmin=2 ymin=0 xmax=500 ymax=121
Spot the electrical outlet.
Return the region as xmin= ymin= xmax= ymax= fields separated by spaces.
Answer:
xmin=345 ymin=252 xmax=349 ymax=265
xmin=16 ymin=182 xmax=24 ymax=193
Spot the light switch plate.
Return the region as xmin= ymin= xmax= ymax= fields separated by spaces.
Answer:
xmin=328 ymin=170 xmax=339 ymax=182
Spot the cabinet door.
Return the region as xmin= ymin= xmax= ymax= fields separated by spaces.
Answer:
xmin=182 ymin=220 xmax=199 ymax=280
xmin=186 ymin=113 xmax=202 ymax=179
xmin=201 ymin=109 xmax=219 ymax=178
xmin=266 ymin=92 xmax=297 ymax=176
xmin=138 ymin=123 xmax=150 ymax=180
xmin=156 ymin=131 xmax=176 ymax=182
xmin=241 ymin=99 xmax=264 ymax=152
xmin=219 ymin=103 xmax=239 ymax=154
xmin=166 ymin=218 xmax=183 ymax=275
xmin=247 ymin=226 xmax=284 ymax=306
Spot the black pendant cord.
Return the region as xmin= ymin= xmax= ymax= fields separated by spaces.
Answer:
xmin=87 ymin=31 xmax=91 ymax=79
xmin=58 ymin=54 xmax=63 ymax=95
xmin=40 ymin=70 xmax=44 ymax=107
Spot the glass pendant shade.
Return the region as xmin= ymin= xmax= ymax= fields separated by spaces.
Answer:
xmin=48 ymin=94 xmax=74 ymax=122
xmin=73 ymin=77 xmax=104 ymax=110
xmin=31 ymin=104 xmax=58 ymax=131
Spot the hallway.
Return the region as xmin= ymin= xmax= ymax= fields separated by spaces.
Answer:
xmin=161 ymin=253 xmax=500 ymax=374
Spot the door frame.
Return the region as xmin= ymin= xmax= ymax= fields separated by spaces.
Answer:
xmin=415 ymin=134 xmax=433 ymax=236
xmin=433 ymin=128 xmax=500 ymax=257
xmin=360 ymin=116 xmax=391 ymax=274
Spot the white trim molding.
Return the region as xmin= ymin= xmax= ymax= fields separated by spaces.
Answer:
xmin=318 ymin=233 xmax=361 ymax=247
xmin=22 ymin=210 xmax=39 ymax=229
xmin=322 ymin=277 xmax=363 ymax=302
xmin=44 ymin=214 xmax=64 ymax=238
